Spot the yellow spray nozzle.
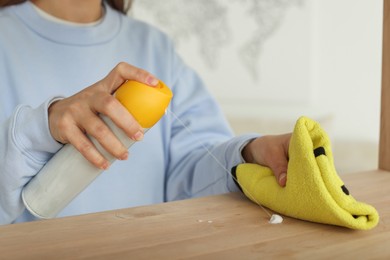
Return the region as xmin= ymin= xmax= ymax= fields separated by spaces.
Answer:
xmin=115 ymin=80 xmax=173 ymax=128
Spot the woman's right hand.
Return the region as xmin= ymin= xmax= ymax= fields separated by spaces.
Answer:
xmin=48 ymin=62 xmax=159 ymax=169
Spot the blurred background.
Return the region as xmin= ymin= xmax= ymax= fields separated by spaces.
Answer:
xmin=130 ymin=0 xmax=383 ymax=174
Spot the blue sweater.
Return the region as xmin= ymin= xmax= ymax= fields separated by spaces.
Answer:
xmin=0 ymin=2 xmax=258 ymax=224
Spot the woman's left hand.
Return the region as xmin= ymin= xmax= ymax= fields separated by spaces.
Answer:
xmin=241 ymin=133 xmax=291 ymax=187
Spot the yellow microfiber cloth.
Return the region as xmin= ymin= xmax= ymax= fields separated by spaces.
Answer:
xmin=232 ymin=116 xmax=379 ymax=230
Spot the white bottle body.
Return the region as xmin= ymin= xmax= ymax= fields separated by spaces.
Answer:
xmin=22 ymin=115 xmax=144 ymax=219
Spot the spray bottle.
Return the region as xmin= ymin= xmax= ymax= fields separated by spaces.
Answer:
xmin=22 ymin=80 xmax=173 ymax=219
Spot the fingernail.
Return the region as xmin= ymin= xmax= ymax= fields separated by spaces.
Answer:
xmin=100 ymin=161 xmax=110 ymax=170
xmin=279 ymin=173 xmax=287 ymax=185
xmin=132 ymin=131 xmax=144 ymax=141
xmin=119 ymin=152 xmax=128 ymax=160
xmin=146 ymin=76 xmax=159 ymax=86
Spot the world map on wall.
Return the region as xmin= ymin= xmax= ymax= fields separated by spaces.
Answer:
xmin=132 ymin=0 xmax=304 ymax=80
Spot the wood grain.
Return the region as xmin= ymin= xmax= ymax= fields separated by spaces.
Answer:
xmin=0 ymin=170 xmax=389 ymax=259
xmin=380 ymin=0 xmax=390 ymax=170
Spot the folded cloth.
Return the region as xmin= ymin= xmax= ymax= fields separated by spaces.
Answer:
xmin=232 ymin=116 xmax=379 ymax=230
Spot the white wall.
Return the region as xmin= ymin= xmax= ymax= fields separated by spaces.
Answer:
xmin=314 ymin=0 xmax=382 ymax=142
xmin=131 ymin=0 xmax=383 ymax=171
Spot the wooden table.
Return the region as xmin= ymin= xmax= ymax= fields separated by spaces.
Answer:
xmin=0 ymin=170 xmax=389 ymax=259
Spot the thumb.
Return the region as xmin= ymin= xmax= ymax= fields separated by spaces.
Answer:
xmin=270 ymin=162 xmax=288 ymax=187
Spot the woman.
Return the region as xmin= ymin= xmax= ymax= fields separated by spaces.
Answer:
xmin=0 ymin=0 xmax=291 ymax=224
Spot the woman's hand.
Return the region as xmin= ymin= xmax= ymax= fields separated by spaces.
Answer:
xmin=242 ymin=133 xmax=291 ymax=187
xmin=48 ymin=62 xmax=159 ymax=169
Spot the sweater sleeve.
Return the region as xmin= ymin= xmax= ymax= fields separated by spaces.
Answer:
xmin=165 ymin=54 xmax=260 ymax=201
xmin=0 ymin=98 xmax=63 ymax=224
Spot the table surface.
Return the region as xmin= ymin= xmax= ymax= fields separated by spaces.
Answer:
xmin=0 ymin=169 xmax=389 ymax=259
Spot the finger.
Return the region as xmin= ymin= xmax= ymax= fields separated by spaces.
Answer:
xmin=67 ymin=126 xmax=109 ymax=170
xmin=279 ymin=173 xmax=287 ymax=186
xmin=104 ymin=62 xmax=159 ymax=93
xmin=273 ymin=168 xmax=287 ymax=187
xmin=265 ymin=145 xmax=288 ymax=187
xmin=91 ymin=94 xmax=144 ymax=141
xmin=82 ymin=112 xmax=129 ymax=161
xmin=269 ymin=134 xmax=291 ymax=186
